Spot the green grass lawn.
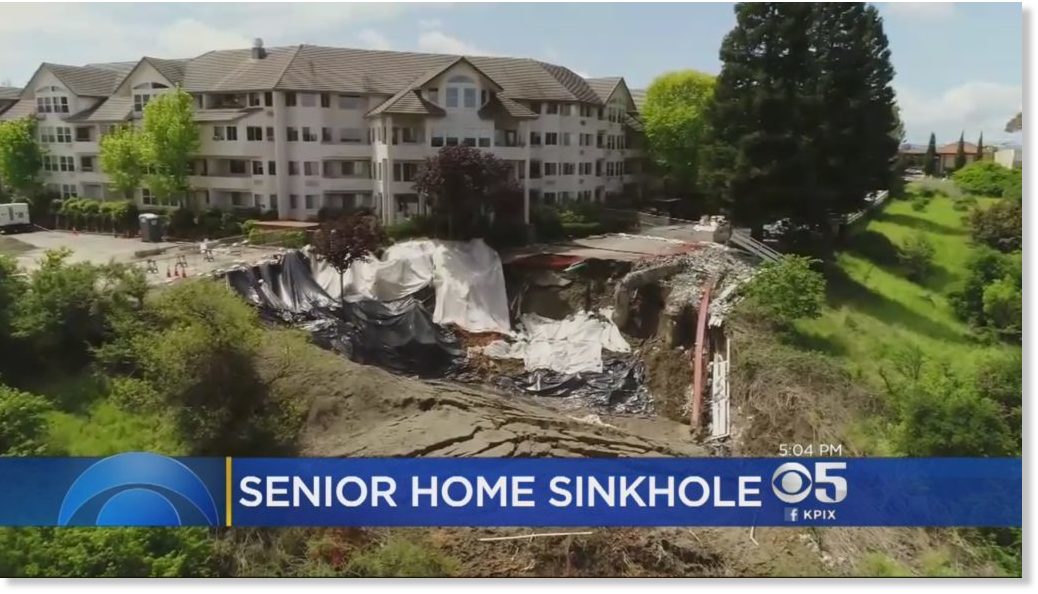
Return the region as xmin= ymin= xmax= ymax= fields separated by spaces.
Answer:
xmin=794 ymin=194 xmax=1017 ymax=384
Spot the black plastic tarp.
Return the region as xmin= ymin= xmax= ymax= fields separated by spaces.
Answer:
xmin=224 ymin=251 xmax=463 ymax=377
xmin=491 ymin=354 xmax=654 ymax=415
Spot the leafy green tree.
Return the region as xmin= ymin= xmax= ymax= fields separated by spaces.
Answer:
xmin=897 ymin=233 xmax=936 ymax=282
xmin=0 ymin=116 xmax=44 ymax=199
xmin=0 ymin=384 xmax=53 ymax=455
xmin=898 ymin=387 xmax=1013 ymax=456
xmin=923 ymin=132 xmax=937 ymax=176
xmin=953 ymin=160 xmax=1019 ymax=196
xmin=968 ymin=199 xmax=1021 ymax=252
xmin=948 ymin=247 xmax=1017 ymax=327
xmin=982 ymin=276 xmax=1022 ymax=339
xmin=0 ymin=255 xmax=26 ymax=371
xmin=953 ymin=131 xmax=967 ymax=170
xmin=140 ymin=87 xmax=200 ymax=207
xmin=741 ymin=255 xmax=825 ymax=322
xmin=642 ymin=70 xmax=715 ymax=196
xmin=99 ymin=125 xmax=146 ymax=200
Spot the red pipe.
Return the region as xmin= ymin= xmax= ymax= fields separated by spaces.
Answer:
xmin=690 ymin=277 xmax=715 ymax=430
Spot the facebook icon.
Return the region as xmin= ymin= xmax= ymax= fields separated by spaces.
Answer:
xmin=784 ymin=508 xmax=799 ymax=522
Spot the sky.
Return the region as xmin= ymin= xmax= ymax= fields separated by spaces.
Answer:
xmin=0 ymin=1 xmax=1023 ymax=144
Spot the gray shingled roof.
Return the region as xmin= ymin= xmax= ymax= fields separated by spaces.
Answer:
xmin=535 ymin=62 xmax=601 ymax=103
xmin=64 ymin=97 xmax=105 ymax=122
xmin=585 ymin=77 xmax=622 ymax=103
xmin=83 ymin=96 xmax=133 ymax=122
xmin=0 ymin=99 xmax=36 ymax=121
xmin=42 ymin=62 xmax=132 ymax=96
xmin=181 ymin=46 xmax=301 ymax=93
xmin=368 ymin=89 xmax=446 ymax=118
xmin=478 ymin=94 xmax=538 ymax=120
xmin=194 ymin=108 xmax=257 ymax=122
xmin=630 ymin=88 xmax=646 ymax=112
xmin=143 ymin=57 xmax=189 ymax=85
xmin=0 ymin=87 xmax=21 ymax=100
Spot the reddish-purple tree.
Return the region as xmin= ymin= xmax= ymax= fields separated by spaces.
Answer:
xmin=311 ymin=212 xmax=388 ymax=304
xmin=412 ymin=145 xmax=523 ymax=239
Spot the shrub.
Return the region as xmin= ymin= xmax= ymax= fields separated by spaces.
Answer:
xmin=0 ymin=384 xmax=53 ymax=455
xmin=897 ymin=234 xmax=935 ymax=282
xmin=968 ymin=199 xmax=1021 ymax=252
xmin=168 ymin=207 xmax=196 ymax=237
xmin=982 ymin=276 xmax=1022 ymax=339
xmin=952 ymin=161 xmax=1018 ymax=196
xmin=385 ymin=215 xmax=435 ymax=242
xmin=741 ymin=255 xmax=825 ymax=322
xmin=907 ymin=177 xmax=961 ymax=199
xmin=247 ymin=228 xmax=307 ymax=248
xmin=897 ymin=387 xmax=1013 ymax=457
xmin=345 ymin=536 xmax=459 ymax=577
xmin=948 ymin=247 xmax=1014 ymax=327
xmin=910 ymin=194 xmax=930 ymax=211
xmin=531 ymin=205 xmax=564 ymax=241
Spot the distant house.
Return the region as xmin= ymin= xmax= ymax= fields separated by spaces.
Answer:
xmin=934 ymin=141 xmax=980 ymax=174
xmin=0 ymin=87 xmax=21 ymax=117
xmin=994 ymin=146 xmax=1023 ymax=169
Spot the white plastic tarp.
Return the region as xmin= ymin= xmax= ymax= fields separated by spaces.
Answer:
xmin=482 ymin=309 xmax=630 ymax=374
xmin=315 ymin=239 xmax=510 ymax=334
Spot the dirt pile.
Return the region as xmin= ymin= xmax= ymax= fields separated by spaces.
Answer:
xmin=257 ymin=335 xmax=705 ymax=457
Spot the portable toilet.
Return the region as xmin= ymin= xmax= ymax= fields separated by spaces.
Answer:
xmin=139 ymin=213 xmax=163 ymax=242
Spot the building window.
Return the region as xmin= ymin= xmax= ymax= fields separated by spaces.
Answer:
xmin=530 ymin=131 xmax=541 ymax=146
xmin=445 ymin=87 xmax=459 ymax=108
xmin=300 ymin=93 xmax=316 ymax=107
xmin=305 ymin=194 xmax=316 ymax=209
xmin=289 ymin=194 xmax=298 ymax=208
xmin=59 ymin=156 xmax=75 ymax=172
xmin=463 ymin=137 xmax=476 ymax=147
xmin=246 ymin=126 xmax=262 ymax=141
xmin=248 ymin=93 xmax=261 ymax=107
xmin=304 ymin=161 xmax=318 ymax=176
xmin=133 ymin=94 xmax=150 ymax=113
xmin=253 ymin=194 xmax=262 ymax=208
xmin=320 ymin=93 xmax=330 ymax=108
xmin=288 ymin=161 xmax=299 ymax=176
xmin=322 ymin=127 xmax=332 ymax=143
xmin=75 ymin=127 xmax=91 ymax=142
xmin=301 ymin=127 xmax=316 ymax=142
xmin=446 ymin=136 xmax=458 ymax=147
xmin=546 ymin=103 xmax=559 ymax=115
xmin=445 ymin=75 xmax=476 ymax=110
xmin=561 ymin=104 xmax=573 ymax=116
xmin=529 ymin=101 xmax=541 ymax=114
xmin=265 ymin=126 xmax=275 ymax=141
xmin=252 ymin=160 xmax=263 ymax=175
xmin=80 ymin=156 xmax=94 ymax=172
xmin=286 ymin=127 xmax=299 ymax=142
xmin=562 ymin=132 xmax=572 ymax=146
xmin=267 ymin=161 xmax=276 ymax=175
xmin=56 ymin=127 xmax=72 ymax=143
xmin=431 ymin=134 xmax=444 ymax=147
xmin=478 ymin=137 xmax=491 ymax=148
xmin=338 ymin=95 xmax=361 ymax=109
xmin=285 ymin=92 xmax=297 ymax=107
xmin=141 ymin=188 xmax=154 ymax=205
xmin=545 ymin=132 xmax=558 ymax=146
xmin=530 ymin=160 xmax=541 ymax=178
xmin=393 ymin=162 xmax=420 ymax=182
xmin=61 ymin=184 xmax=77 ymax=198
xmin=563 ymin=163 xmax=575 ymax=175
xmin=340 ymin=128 xmax=364 ymax=143
xmin=264 ymin=92 xmax=273 ymax=107
xmin=229 ymin=160 xmax=247 ymax=175
xmin=544 ymin=162 xmax=558 ymax=176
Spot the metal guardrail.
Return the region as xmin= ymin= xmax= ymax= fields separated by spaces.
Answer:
xmin=729 ymin=230 xmax=783 ymax=263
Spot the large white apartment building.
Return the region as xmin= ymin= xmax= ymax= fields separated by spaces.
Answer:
xmin=0 ymin=41 xmax=647 ymax=224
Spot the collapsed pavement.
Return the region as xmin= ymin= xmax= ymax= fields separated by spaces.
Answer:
xmin=217 ymin=216 xmax=764 ymax=444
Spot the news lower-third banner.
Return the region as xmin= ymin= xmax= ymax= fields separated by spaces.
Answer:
xmin=0 ymin=454 xmax=1020 ymax=527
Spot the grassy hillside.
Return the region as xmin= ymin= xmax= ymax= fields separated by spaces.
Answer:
xmin=796 ymin=195 xmax=1015 ymax=381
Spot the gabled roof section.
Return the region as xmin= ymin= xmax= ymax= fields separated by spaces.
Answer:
xmin=367 ymin=89 xmax=445 ymax=118
xmin=937 ymin=141 xmax=978 ymax=155
xmin=144 ymin=57 xmax=189 ymax=85
xmin=194 ymin=108 xmax=260 ymax=122
xmin=0 ymin=87 xmax=22 ymax=100
xmin=64 ymin=98 xmax=105 ymax=122
xmin=585 ymin=77 xmax=623 ymax=103
xmin=408 ymin=56 xmax=504 ymax=91
xmin=0 ymin=99 xmax=36 ymax=121
xmin=181 ymin=45 xmax=301 ymax=92
xmin=40 ymin=62 xmax=131 ymax=96
xmin=81 ymin=96 xmax=133 ymax=122
xmin=537 ymin=62 xmax=601 ymax=103
xmin=630 ymin=88 xmax=646 ymax=112
xmin=479 ymin=94 xmax=538 ymax=120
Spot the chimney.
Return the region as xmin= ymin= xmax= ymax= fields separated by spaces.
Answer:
xmin=252 ymin=38 xmax=266 ymax=60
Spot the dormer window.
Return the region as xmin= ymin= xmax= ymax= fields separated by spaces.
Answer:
xmin=445 ymin=75 xmax=476 ymax=109
xmin=132 ymin=82 xmax=170 ymax=113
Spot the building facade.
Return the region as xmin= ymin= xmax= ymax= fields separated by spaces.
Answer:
xmin=0 ymin=42 xmax=647 ymax=224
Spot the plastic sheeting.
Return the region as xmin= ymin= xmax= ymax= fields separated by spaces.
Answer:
xmin=492 ymin=354 xmax=653 ymax=416
xmin=315 ymin=239 xmax=510 ymax=334
xmin=482 ymin=309 xmax=630 ymax=374
xmin=225 ymin=250 xmax=463 ymax=377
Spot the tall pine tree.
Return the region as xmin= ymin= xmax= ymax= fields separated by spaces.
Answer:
xmin=976 ymin=132 xmax=984 ymax=161
xmin=923 ymin=132 xmax=937 ymax=176
xmin=702 ymin=2 xmax=900 ymax=235
xmin=954 ymin=131 xmax=967 ymax=170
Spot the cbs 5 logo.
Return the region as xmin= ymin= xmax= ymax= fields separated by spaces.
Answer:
xmin=58 ymin=452 xmax=220 ymax=527
xmin=771 ymin=462 xmax=847 ymax=504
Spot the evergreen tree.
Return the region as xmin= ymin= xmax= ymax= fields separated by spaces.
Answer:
xmin=976 ymin=132 xmax=984 ymax=161
xmin=923 ymin=132 xmax=937 ymax=176
xmin=701 ymin=2 xmax=900 ymax=235
xmin=954 ymin=131 xmax=967 ymax=170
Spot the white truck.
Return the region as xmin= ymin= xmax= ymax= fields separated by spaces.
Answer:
xmin=0 ymin=202 xmax=31 ymax=233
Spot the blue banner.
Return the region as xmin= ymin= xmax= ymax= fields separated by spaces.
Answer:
xmin=0 ymin=454 xmax=1020 ymax=527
